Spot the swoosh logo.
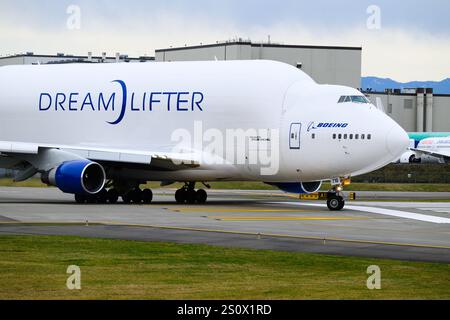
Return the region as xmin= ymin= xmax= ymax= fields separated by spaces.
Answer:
xmin=108 ymin=80 xmax=127 ymax=125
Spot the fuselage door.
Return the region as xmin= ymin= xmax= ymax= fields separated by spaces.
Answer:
xmin=289 ymin=123 xmax=301 ymax=149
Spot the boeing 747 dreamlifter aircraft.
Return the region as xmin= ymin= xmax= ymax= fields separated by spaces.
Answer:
xmin=0 ymin=60 xmax=409 ymax=210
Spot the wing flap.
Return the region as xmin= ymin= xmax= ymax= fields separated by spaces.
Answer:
xmin=0 ymin=141 xmax=39 ymax=154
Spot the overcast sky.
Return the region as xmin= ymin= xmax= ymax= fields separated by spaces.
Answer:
xmin=0 ymin=0 xmax=449 ymax=81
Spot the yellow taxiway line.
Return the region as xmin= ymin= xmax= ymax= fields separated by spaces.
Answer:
xmin=170 ymin=208 xmax=309 ymax=213
xmin=208 ymin=216 xmax=366 ymax=221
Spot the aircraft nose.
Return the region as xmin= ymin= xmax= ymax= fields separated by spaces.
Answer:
xmin=386 ymin=124 xmax=409 ymax=157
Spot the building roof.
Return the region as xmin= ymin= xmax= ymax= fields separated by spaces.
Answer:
xmin=363 ymin=90 xmax=450 ymax=98
xmin=156 ymin=41 xmax=362 ymax=53
xmin=0 ymin=53 xmax=155 ymax=61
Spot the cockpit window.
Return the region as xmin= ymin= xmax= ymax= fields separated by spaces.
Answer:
xmin=351 ymin=96 xmax=370 ymax=103
xmin=338 ymin=95 xmax=370 ymax=104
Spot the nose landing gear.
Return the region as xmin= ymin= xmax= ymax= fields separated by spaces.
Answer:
xmin=327 ymin=194 xmax=345 ymax=211
xmin=326 ymin=178 xmax=350 ymax=211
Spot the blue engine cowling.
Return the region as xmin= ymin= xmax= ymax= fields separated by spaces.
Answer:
xmin=42 ymin=160 xmax=106 ymax=194
xmin=266 ymin=181 xmax=322 ymax=194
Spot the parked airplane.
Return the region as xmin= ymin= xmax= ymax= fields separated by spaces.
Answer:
xmin=398 ymin=132 xmax=450 ymax=163
xmin=0 ymin=60 xmax=408 ymax=210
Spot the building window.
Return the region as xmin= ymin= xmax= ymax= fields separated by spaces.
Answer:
xmin=404 ymin=99 xmax=413 ymax=109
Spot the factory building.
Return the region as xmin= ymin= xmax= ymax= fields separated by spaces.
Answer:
xmin=156 ymin=40 xmax=362 ymax=88
xmin=0 ymin=52 xmax=154 ymax=66
xmin=365 ymin=88 xmax=450 ymax=132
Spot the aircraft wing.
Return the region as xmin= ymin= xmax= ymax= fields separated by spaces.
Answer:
xmin=0 ymin=141 xmax=200 ymax=172
xmin=410 ymin=148 xmax=450 ymax=161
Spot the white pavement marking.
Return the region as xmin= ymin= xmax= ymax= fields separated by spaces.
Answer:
xmin=268 ymin=202 xmax=450 ymax=224
xmin=418 ymin=208 xmax=450 ymax=214
xmin=351 ymin=202 xmax=450 ymax=208
xmin=350 ymin=202 xmax=450 ymax=215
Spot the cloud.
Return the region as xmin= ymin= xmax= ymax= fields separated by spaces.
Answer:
xmin=257 ymin=23 xmax=450 ymax=82
xmin=0 ymin=2 xmax=449 ymax=82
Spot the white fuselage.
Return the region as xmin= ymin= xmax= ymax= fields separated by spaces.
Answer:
xmin=417 ymin=138 xmax=450 ymax=157
xmin=0 ymin=60 xmax=408 ymax=183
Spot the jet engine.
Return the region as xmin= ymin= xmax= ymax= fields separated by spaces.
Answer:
xmin=41 ymin=160 xmax=106 ymax=194
xmin=266 ymin=181 xmax=322 ymax=194
xmin=398 ymin=151 xmax=421 ymax=164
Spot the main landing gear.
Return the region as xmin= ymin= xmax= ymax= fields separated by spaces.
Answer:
xmin=120 ymin=188 xmax=153 ymax=204
xmin=74 ymin=183 xmax=153 ymax=205
xmin=74 ymin=180 xmax=209 ymax=205
xmin=175 ymin=182 xmax=208 ymax=204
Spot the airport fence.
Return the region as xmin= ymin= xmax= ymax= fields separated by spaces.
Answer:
xmin=0 ymin=169 xmax=14 ymax=178
xmin=353 ymin=164 xmax=450 ymax=184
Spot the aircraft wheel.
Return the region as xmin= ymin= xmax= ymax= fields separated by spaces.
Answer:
xmin=122 ymin=192 xmax=132 ymax=204
xmin=75 ymin=194 xmax=86 ymax=204
xmin=86 ymin=195 xmax=97 ymax=204
xmin=97 ymin=189 xmax=109 ymax=204
xmin=337 ymin=197 xmax=345 ymax=210
xmin=175 ymin=189 xmax=186 ymax=203
xmin=327 ymin=195 xmax=344 ymax=211
xmin=142 ymin=188 xmax=153 ymax=204
xmin=131 ymin=188 xmax=143 ymax=204
xmin=196 ymin=189 xmax=207 ymax=204
xmin=108 ymin=189 xmax=119 ymax=204
xmin=186 ymin=189 xmax=197 ymax=204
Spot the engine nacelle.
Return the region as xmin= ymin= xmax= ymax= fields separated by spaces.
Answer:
xmin=266 ymin=181 xmax=322 ymax=194
xmin=398 ymin=151 xmax=421 ymax=164
xmin=42 ymin=160 xmax=106 ymax=194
